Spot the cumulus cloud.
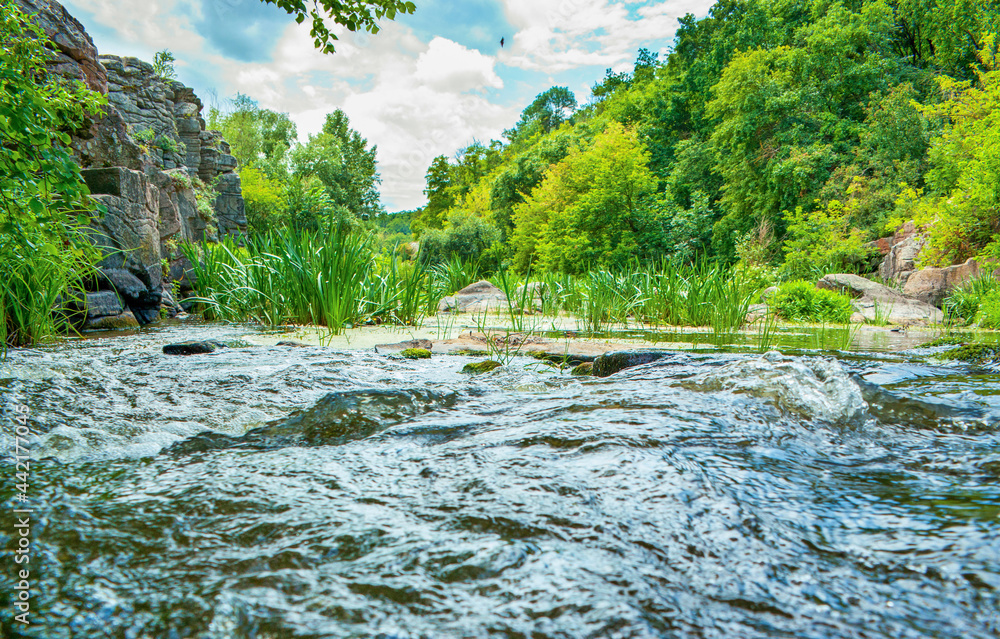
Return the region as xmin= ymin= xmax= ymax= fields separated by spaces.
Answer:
xmin=211 ymin=22 xmax=514 ymax=210
xmin=500 ymin=0 xmax=714 ymax=72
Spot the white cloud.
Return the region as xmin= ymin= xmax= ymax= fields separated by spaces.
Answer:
xmin=211 ymin=22 xmax=514 ymax=210
xmin=499 ymin=0 xmax=714 ymax=72
xmin=414 ymin=37 xmax=503 ymax=93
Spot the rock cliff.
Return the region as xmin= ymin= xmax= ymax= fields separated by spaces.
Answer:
xmin=16 ymin=0 xmax=246 ymax=329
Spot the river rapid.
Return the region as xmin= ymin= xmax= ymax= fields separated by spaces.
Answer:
xmin=1 ymin=323 xmax=998 ymax=638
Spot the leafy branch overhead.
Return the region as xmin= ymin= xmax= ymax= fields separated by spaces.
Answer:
xmin=262 ymin=0 xmax=416 ymax=53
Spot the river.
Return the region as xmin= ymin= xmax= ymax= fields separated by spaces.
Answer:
xmin=1 ymin=322 xmax=998 ymax=638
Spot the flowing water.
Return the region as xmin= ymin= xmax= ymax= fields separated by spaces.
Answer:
xmin=1 ymin=323 xmax=999 ymax=638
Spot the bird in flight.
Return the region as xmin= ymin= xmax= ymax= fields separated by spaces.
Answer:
xmin=500 ymin=37 xmax=505 ymax=47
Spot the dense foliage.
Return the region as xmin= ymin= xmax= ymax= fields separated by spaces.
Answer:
xmin=209 ymin=96 xmax=382 ymax=233
xmin=408 ymin=0 xmax=998 ymax=279
xmin=0 ymin=0 xmax=105 ymax=349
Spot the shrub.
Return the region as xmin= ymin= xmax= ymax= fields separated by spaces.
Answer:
xmin=943 ymin=275 xmax=1000 ymax=325
xmin=770 ymin=280 xmax=855 ymax=324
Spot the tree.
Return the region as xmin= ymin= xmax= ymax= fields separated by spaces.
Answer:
xmin=152 ymin=49 xmax=176 ymax=80
xmin=414 ymin=155 xmax=453 ymax=234
xmin=906 ymin=36 xmax=1000 ymax=265
xmin=504 ymin=87 xmax=577 ymax=145
xmin=209 ymin=93 xmax=297 ymax=179
xmin=510 ymin=122 xmax=659 ymax=273
xmin=291 ymin=109 xmax=381 ymax=220
xmin=260 ymin=0 xmax=416 ymax=54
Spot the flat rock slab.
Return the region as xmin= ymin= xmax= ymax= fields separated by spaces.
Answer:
xmin=163 ymin=340 xmax=227 ymax=355
xmin=816 ymin=274 xmax=943 ymax=325
xmin=439 ymin=280 xmax=508 ymax=313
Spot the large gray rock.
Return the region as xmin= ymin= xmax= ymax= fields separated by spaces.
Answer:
xmin=902 ymin=259 xmax=980 ymax=307
xmin=439 ymin=281 xmax=508 ymax=313
xmin=84 ymin=291 xmax=124 ymax=319
xmin=816 ymin=274 xmax=943 ymax=325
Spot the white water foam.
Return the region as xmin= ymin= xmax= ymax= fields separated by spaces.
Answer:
xmin=685 ymin=351 xmax=870 ymax=425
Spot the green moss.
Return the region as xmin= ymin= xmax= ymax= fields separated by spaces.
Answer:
xmin=400 ymin=348 xmax=432 ymax=359
xmin=525 ymin=350 xmax=550 ymax=360
xmin=462 ymin=360 xmax=502 ymax=374
xmin=570 ymin=362 xmax=593 ymax=376
xmin=942 ymin=343 xmax=1000 ymax=364
xmin=922 ymin=334 xmax=969 ymax=348
xmin=451 ymin=348 xmax=489 ymax=357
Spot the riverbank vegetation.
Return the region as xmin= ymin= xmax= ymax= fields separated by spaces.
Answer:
xmin=0 ymin=0 xmax=105 ymax=351
xmin=194 ymin=0 xmax=998 ymax=333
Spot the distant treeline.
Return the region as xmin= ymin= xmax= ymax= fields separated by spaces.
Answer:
xmin=407 ymin=0 xmax=998 ymax=278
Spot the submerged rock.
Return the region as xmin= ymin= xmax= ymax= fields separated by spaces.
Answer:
xmin=685 ymin=351 xmax=868 ymax=425
xmin=462 ymin=360 xmax=502 ymax=374
xmin=168 ymin=388 xmax=459 ymax=453
xmin=592 ymin=350 xmax=674 ymax=377
xmin=275 ymin=340 xmax=310 ymax=347
xmin=162 ymin=340 xmax=226 ymax=355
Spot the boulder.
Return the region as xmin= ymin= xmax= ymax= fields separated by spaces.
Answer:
xmin=592 ymin=350 xmax=675 ymax=377
xmin=462 ymin=360 xmax=502 ymax=374
xmin=816 ymin=274 xmax=943 ymax=325
xmin=439 ymin=280 xmax=508 ymax=313
xmin=902 ymin=258 xmax=980 ymax=307
xmin=83 ymin=290 xmax=124 ymax=319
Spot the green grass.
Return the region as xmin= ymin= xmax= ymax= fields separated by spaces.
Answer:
xmin=182 ymin=227 xmax=446 ymax=332
xmin=944 ymin=275 xmax=1000 ymax=327
xmin=1 ymin=227 xmax=95 ymax=353
xmin=517 ymin=260 xmax=760 ymax=333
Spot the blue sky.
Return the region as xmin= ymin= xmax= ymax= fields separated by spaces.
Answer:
xmin=62 ymin=0 xmax=716 ymax=211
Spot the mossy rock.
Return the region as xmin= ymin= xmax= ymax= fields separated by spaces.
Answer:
xmin=922 ymin=334 xmax=969 ymax=348
xmin=451 ymin=348 xmax=490 ymax=357
xmin=462 ymin=360 xmax=502 ymax=374
xmin=570 ymin=362 xmax=594 ymax=376
xmin=400 ymin=348 xmax=432 ymax=359
xmin=941 ymin=343 xmax=1000 ymax=364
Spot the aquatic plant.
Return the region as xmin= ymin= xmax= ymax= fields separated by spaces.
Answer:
xmin=769 ymin=280 xmax=854 ymax=324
